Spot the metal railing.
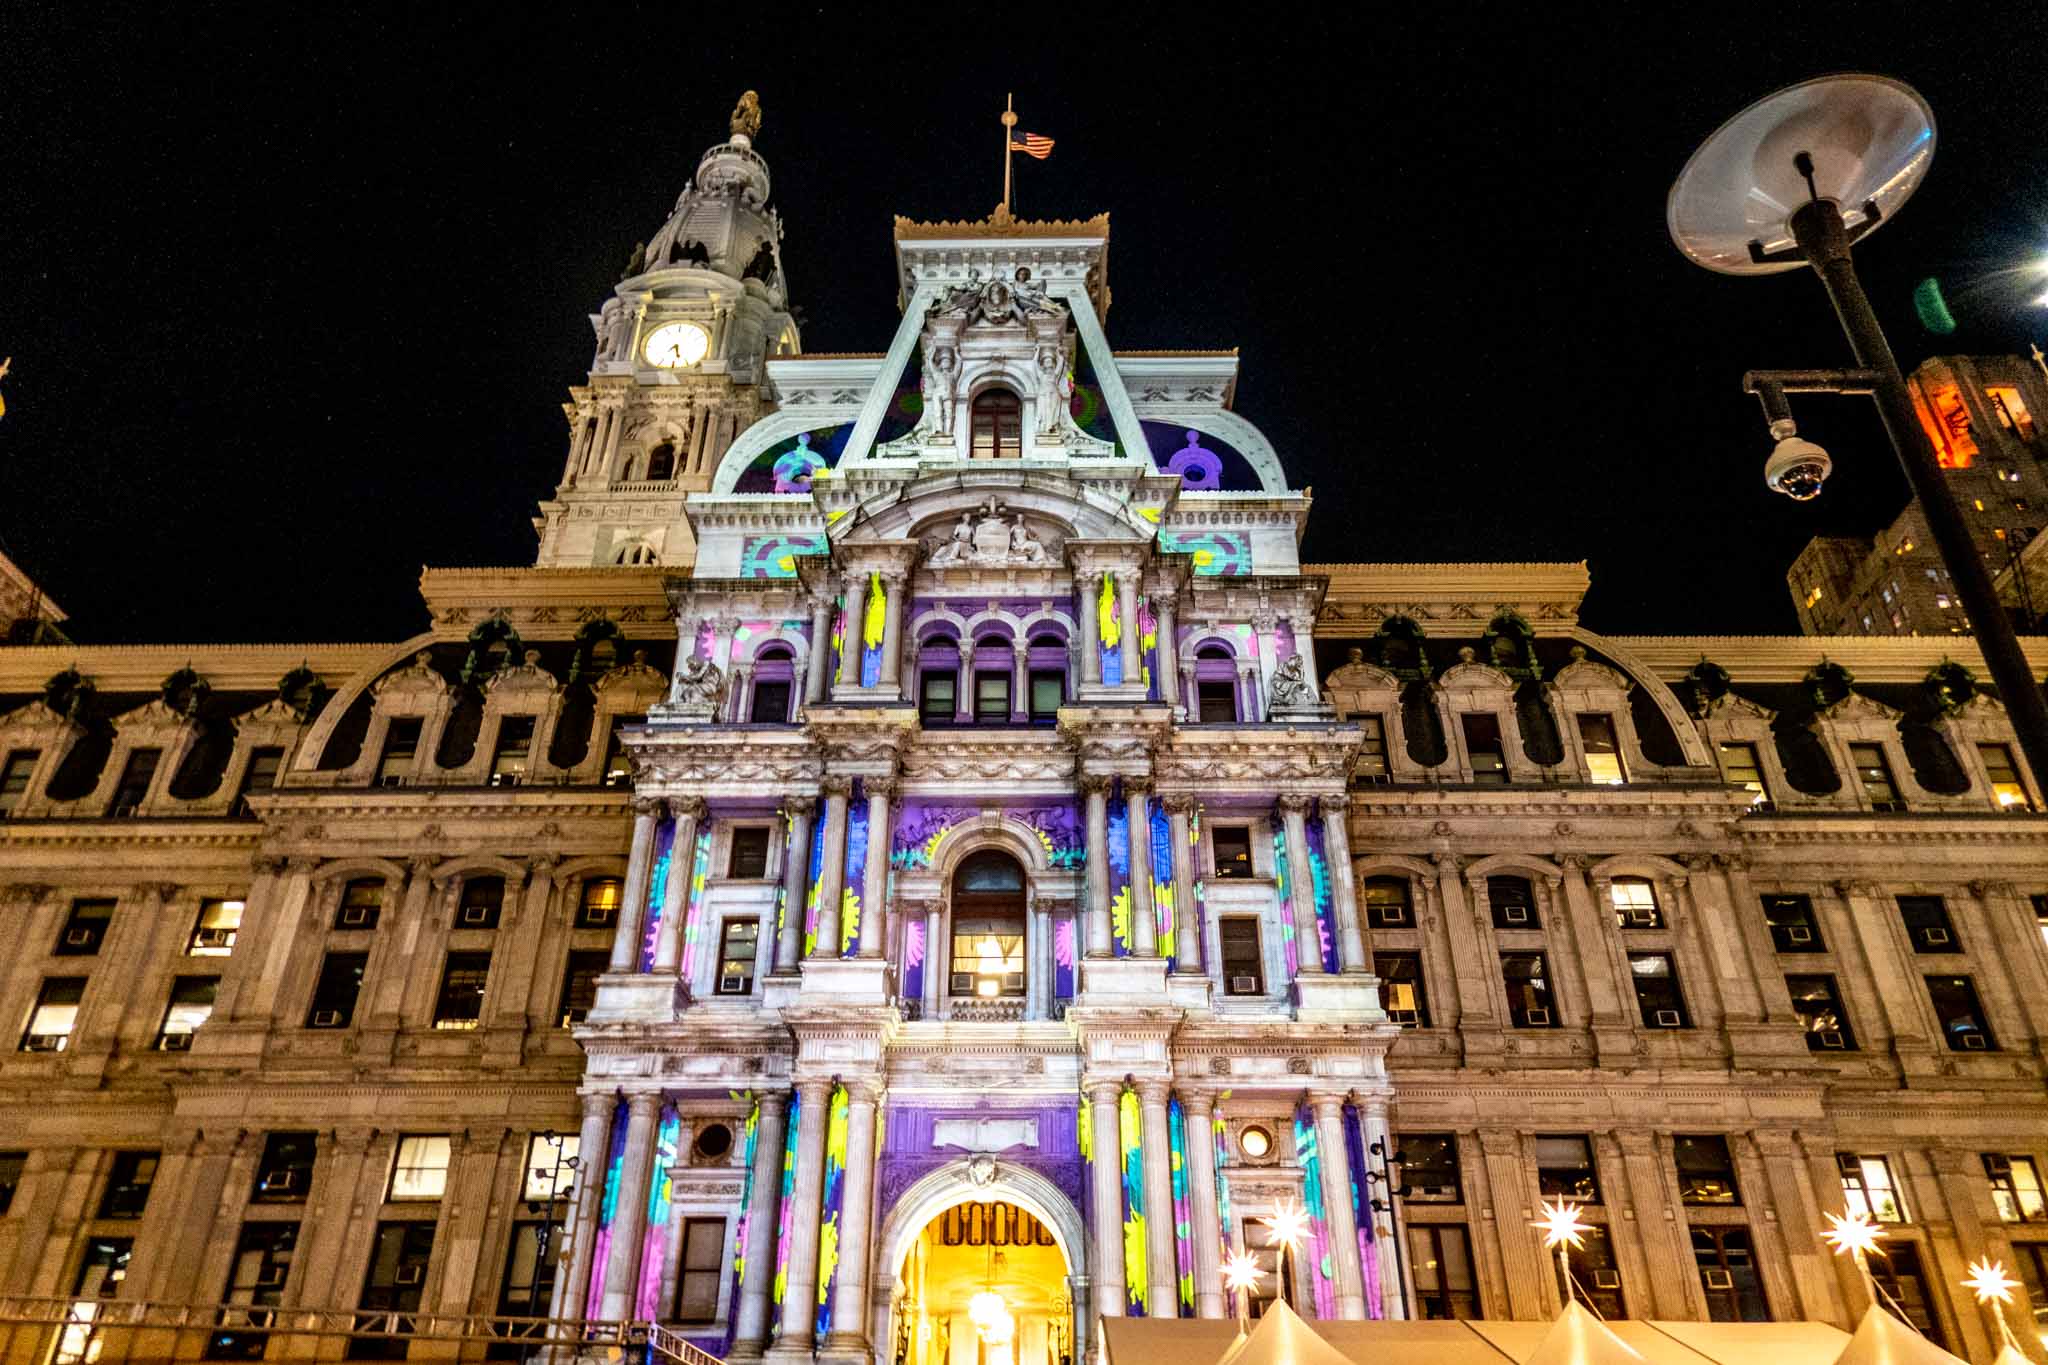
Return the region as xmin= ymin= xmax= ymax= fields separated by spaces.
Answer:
xmin=0 ymin=1295 xmax=720 ymax=1364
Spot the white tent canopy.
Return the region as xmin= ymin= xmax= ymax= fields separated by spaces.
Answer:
xmin=1828 ymin=1305 xmax=1970 ymax=1365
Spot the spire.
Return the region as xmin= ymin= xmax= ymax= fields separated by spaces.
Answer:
xmin=629 ymin=90 xmax=783 ymax=297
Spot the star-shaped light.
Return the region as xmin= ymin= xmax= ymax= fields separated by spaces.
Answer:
xmin=1964 ymin=1257 xmax=2019 ymax=1307
xmin=1259 ymin=1200 xmax=1311 ymax=1255
xmin=1222 ymin=1252 xmax=1265 ymax=1295
xmin=1532 ymin=1199 xmax=1586 ymax=1251
xmin=1821 ymin=1210 xmax=1886 ymax=1261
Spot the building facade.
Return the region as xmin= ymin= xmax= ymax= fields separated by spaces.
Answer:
xmin=2 ymin=100 xmax=2048 ymax=1365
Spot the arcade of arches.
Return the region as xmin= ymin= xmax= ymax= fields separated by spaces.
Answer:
xmin=891 ymin=1201 xmax=1073 ymax=1365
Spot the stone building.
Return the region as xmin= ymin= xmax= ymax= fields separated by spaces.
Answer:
xmin=2 ymin=101 xmax=2048 ymax=1365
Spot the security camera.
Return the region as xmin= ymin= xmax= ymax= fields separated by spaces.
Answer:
xmin=1764 ymin=419 xmax=1831 ymax=501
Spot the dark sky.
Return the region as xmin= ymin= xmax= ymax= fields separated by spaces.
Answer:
xmin=4 ymin=5 xmax=2048 ymax=645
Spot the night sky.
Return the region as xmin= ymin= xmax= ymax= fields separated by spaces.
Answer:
xmin=4 ymin=5 xmax=2047 ymax=645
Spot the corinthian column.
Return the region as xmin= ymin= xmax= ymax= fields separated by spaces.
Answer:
xmin=774 ymin=1078 xmax=835 ymax=1354
xmin=838 ymin=570 xmax=869 ymax=692
xmin=1087 ymin=1082 xmax=1127 ymax=1321
xmin=805 ymin=595 xmax=834 ymax=705
xmin=1116 ymin=570 xmax=1143 ymax=685
xmin=823 ymin=1081 xmax=883 ymax=1353
xmin=728 ymin=1090 xmax=789 ymax=1359
xmin=877 ymin=573 xmax=906 ymax=696
xmin=859 ymin=779 xmax=894 ymax=959
xmin=776 ymin=797 xmax=817 ymax=973
xmin=1320 ymin=796 xmax=1367 ymax=973
xmin=1137 ymin=1081 xmax=1179 ymax=1315
xmin=1078 ymin=571 xmax=1103 ymax=685
xmin=1082 ymin=775 xmax=1113 ymax=956
xmin=1163 ymin=795 xmax=1201 ymax=974
xmin=652 ymin=796 xmax=706 ymax=974
xmin=1311 ymin=1094 xmax=1367 ymax=1318
xmin=608 ymin=798 xmax=665 ymax=973
xmin=1182 ymin=1089 xmax=1225 ymax=1317
xmin=1126 ymin=778 xmax=1157 ymax=956
xmin=598 ymin=1092 xmax=662 ymax=1320
xmin=1279 ymin=795 xmax=1323 ymax=975
xmin=810 ymin=778 xmax=853 ymax=959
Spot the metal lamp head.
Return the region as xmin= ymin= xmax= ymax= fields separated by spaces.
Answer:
xmin=1766 ymin=423 xmax=1833 ymax=501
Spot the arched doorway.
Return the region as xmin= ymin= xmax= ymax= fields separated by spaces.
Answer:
xmin=950 ymin=851 xmax=1025 ymax=1019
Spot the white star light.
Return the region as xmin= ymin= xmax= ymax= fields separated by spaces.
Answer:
xmin=1259 ymin=1199 xmax=1311 ymax=1255
xmin=1964 ymin=1257 xmax=2019 ymax=1308
xmin=1821 ymin=1210 xmax=1886 ymax=1261
xmin=1532 ymin=1199 xmax=1587 ymax=1252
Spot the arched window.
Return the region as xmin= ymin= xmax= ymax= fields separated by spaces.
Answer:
xmin=951 ymin=851 xmax=1025 ymax=1004
xmin=645 ymin=441 xmax=676 ymax=481
xmin=1026 ymin=631 xmax=1068 ymax=723
xmin=1194 ymin=644 xmax=1239 ymax=723
xmin=919 ymin=634 xmax=961 ymax=725
xmin=749 ymin=645 xmax=795 ymax=724
xmin=614 ymin=543 xmax=658 ymax=566
xmin=970 ymin=388 xmax=1022 ymax=459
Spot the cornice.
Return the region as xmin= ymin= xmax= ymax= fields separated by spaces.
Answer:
xmin=0 ymin=643 xmax=385 ymax=693
xmin=893 ymin=212 xmax=1109 ymax=241
xmin=418 ymin=565 xmax=672 ymax=628
xmin=1608 ymin=633 xmax=2048 ymax=683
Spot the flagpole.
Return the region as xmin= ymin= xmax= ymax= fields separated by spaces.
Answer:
xmin=1001 ymin=92 xmax=1017 ymax=215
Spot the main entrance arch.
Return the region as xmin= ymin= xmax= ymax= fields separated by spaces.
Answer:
xmin=875 ymin=1162 xmax=1084 ymax=1365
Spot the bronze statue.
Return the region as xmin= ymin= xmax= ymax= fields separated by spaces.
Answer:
xmin=730 ymin=90 xmax=763 ymax=140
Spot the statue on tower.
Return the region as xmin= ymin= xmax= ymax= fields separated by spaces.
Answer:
xmin=730 ymin=90 xmax=763 ymax=141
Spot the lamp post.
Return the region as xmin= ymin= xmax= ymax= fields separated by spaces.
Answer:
xmin=1221 ymin=1251 xmax=1264 ymax=1335
xmin=1670 ymin=74 xmax=2048 ymax=792
xmin=1532 ymin=1199 xmax=1587 ymax=1314
xmin=526 ymin=1131 xmax=580 ymax=1318
xmin=1961 ymin=1257 xmax=2026 ymax=1358
xmin=1367 ymin=1139 xmax=1410 ymax=1319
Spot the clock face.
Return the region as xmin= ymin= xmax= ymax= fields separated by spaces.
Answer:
xmin=643 ymin=321 xmax=710 ymax=369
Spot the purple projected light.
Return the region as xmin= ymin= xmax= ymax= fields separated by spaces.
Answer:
xmin=1164 ymin=430 xmax=1222 ymax=490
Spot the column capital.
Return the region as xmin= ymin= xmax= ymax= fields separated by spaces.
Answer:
xmin=1557 ymin=852 xmax=1590 ymax=872
xmin=1134 ymin=1078 xmax=1172 ymax=1106
xmin=866 ymin=776 xmax=900 ymax=802
xmin=625 ymin=1091 xmax=663 ymax=1119
xmin=820 ymin=774 xmax=856 ymax=799
xmin=249 ymin=853 xmax=288 ymax=876
xmin=1178 ymin=1088 xmax=1216 ymax=1116
xmin=1319 ymin=792 xmax=1351 ymax=817
xmin=1714 ymin=852 xmax=1750 ymax=873
xmin=1833 ymin=879 xmax=1880 ymax=900
xmin=1306 ymin=1091 xmax=1348 ymax=1117
xmin=841 ymin=1077 xmax=886 ymax=1107
xmin=669 ymin=795 xmax=708 ymax=821
xmin=1123 ymin=775 xmax=1154 ymax=798
xmin=632 ymin=795 xmax=667 ymax=819
xmin=1160 ymin=794 xmax=1196 ymax=816
xmin=579 ymin=1091 xmax=616 ymax=1123
xmin=408 ymin=853 xmax=438 ymax=877
xmin=1971 ymin=878 xmax=2019 ymax=900
xmin=796 ymin=1075 xmax=836 ymax=1102
xmin=784 ymin=794 xmax=819 ymax=818
xmin=1078 ymin=772 xmax=1115 ymax=796
xmin=756 ymin=1089 xmax=791 ymax=1118
xmin=1749 ymin=1128 xmax=1800 ymax=1158
xmin=1431 ymin=850 xmax=1464 ymax=872
xmin=1678 ymin=853 xmax=1714 ymax=872
xmin=1276 ymin=792 xmax=1314 ymax=815
xmin=1085 ymin=1079 xmax=1123 ymax=1105
xmin=1475 ymin=1128 xmax=1525 ymax=1158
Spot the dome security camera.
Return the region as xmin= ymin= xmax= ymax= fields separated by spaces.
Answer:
xmin=1764 ymin=419 xmax=1831 ymax=501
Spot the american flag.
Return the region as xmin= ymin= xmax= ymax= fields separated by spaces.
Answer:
xmin=1011 ymin=132 xmax=1055 ymax=160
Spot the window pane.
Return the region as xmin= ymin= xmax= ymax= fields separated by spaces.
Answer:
xmin=1761 ymin=894 xmax=1823 ymax=953
xmin=1897 ymin=896 xmax=1960 ymax=954
xmin=1211 ymin=826 xmax=1253 ymax=879
xmin=1629 ymin=952 xmax=1688 ymax=1028
xmin=1925 ymin=975 xmax=1996 ymax=1051
xmin=389 ymin=1136 xmax=451 ymax=1200
xmin=1462 ymin=713 xmax=1506 ymax=784
xmin=523 ymin=1133 xmax=579 ymax=1202
xmin=1395 ymin=1134 xmax=1460 ymax=1201
xmin=1501 ymin=953 xmax=1557 ymax=1027
xmin=728 ymin=828 xmax=771 ymax=879
xmin=1578 ymin=714 xmax=1624 ymax=784
xmin=1220 ymin=919 xmax=1263 ymax=995
xmin=158 ymin=975 xmax=218 ymax=1049
xmin=1375 ymin=952 xmax=1427 ymax=1027
xmin=1718 ymin=742 xmax=1766 ymax=803
xmin=1363 ymin=877 xmax=1411 ymax=927
xmin=1786 ymin=974 xmax=1856 ymax=1051
xmin=717 ymin=920 xmax=759 ymax=996
xmin=189 ymin=898 xmax=243 ymax=956
xmin=748 ymin=679 xmax=792 ymax=724
xmin=1611 ymin=878 xmax=1662 ymax=928
xmin=56 ymin=899 xmax=114 ymax=956
xmin=1356 ymin=717 xmax=1389 ymax=777
xmin=1673 ymin=1134 xmax=1739 ymax=1205
xmin=575 ymin=877 xmax=621 ymax=929
xmin=307 ymin=953 xmax=367 ymax=1029
xmin=1535 ymin=1135 xmax=1599 ymax=1201
xmin=23 ymin=977 xmax=86 ymax=1051
xmin=1850 ymin=743 xmax=1902 ymax=809
xmin=558 ymin=951 xmax=608 ymax=1027
xmin=1978 ymin=744 xmax=2030 ymax=810
xmin=1487 ymin=876 xmax=1538 ymax=930
xmin=433 ymin=952 xmax=490 ymax=1029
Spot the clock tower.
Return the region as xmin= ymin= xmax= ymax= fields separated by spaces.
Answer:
xmin=533 ymin=90 xmax=802 ymax=569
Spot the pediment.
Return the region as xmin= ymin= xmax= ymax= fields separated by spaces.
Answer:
xmin=1822 ymin=691 xmax=1901 ymax=723
xmin=1323 ymin=658 xmax=1401 ymax=694
xmin=1436 ymin=660 xmax=1515 ymax=693
xmin=834 ymin=476 xmax=1155 ymax=556
xmin=485 ymin=650 xmax=562 ymax=697
xmin=372 ymin=651 xmax=454 ymax=700
xmin=235 ymin=697 xmax=306 ymax=728
xmin=596 ymin=654 xmax=669 ymax=699
xmin=0 ymin=699 xmax=79 ymax=735
xmin=113 ymin=697 xmax=190 ymax=730
xmin=1552 ymin=658 xmax=1632 ymax=693
xmin=1706 ymin=692 xmax=1775 ymax=722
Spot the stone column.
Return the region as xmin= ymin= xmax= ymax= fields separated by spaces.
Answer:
xmin=824 ymin=1081 xmax=884 ymax=1354
xmin=609 ymin=798 xmax=666 ymax=973
xmin=1476 ymin=1129 xmax=1550 ymax=1320
xmin=877 ymin=573 xmax=907 ymax=695
xmin=1279 ymin=795 xmax=1323 ymax=975
xmin=1179 ymin=661 xmax=1198 ymax=718
xmin=922 ymin=903 xmax=944 ymax=1019
xmin=1354 ymin=1094 xmax=1407 ymax=1319
xmin=1164 ymin=797 xmax=1202 ymax=974
xmin=806 ymin=595 xmax=835 ymax=705
xmin=811 ymin=777 xmax=853 ymax=959
xmin=1024 ymin=887 xmax=1046 ymax=1019
xmin=1137 ymin=1081 xmax=1179 ymax=1315
xmin=729 ymin=1090 xmax=791 ymax=1359
xmin=1321 ymin=797 xmax=1367 ymax=973
xmin=1182 ymin=1090 xmax=1226 ymax=1318
xmin=1238 ymin=663 xmax=1260 ymax=724
xmin=728 ymin=663 xmax=756 ymax=723
xmin=1831 ymin=880 xmax=1924 ymax=1059
xmin=1078 ymin=572 xmax=1103 ymax=684
xmin=1126 ymin=779 xmax=1158 ymax=956
xmin=777 ymin=797 xmax=818 ymax=973
xmin=1153 ymin=589 xmax=1180 ymax=711
xmin=776 ymin=1078 xmax=836 ymax=1352
xmin=1751 ymin=1129 xmax=1847 ymax=1326
xmin=1311 ymin=1095 xmax=1368 ymax=1319
xmin=1116 ymin=571 xmax=1143 ymax=686
xmin=1555 ymin=856 xmax=1626 ymax=1025
xmin=1087 ymin=1083 xmax=1128 ymax=1322
xmin=1974 ymin=880 xmax=2048 ymax=1042
xmin=954 ymin=641 xmax=975 ymax=724
xmin=1926 ymin=1147 xmax=2002 ymax=1364
xmin=839 ymin=570 xmax=870 ymax=691
xmin=1616 ymin=1131 xmax=1702 ymax=1319
xmin=599 ymin=1092 xmax=663 ymax=1321
xmin=556 ymin=1099 xmax=608 ymax=1318
xmin=860 ymin=780 xmax=894 ymax=959
xmin=1082 ymin=775 xmax=1113 ymax=956
xmin=1011 ymin=639 xmax=1030 ymax=723
xmin=652 ymin=797 xmax=706 ymax=974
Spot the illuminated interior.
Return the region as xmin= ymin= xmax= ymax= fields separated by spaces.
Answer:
xmin=890 ymin=1201 xmax=1071 ymax=1365
xmin=1914 ymin=380 xmax=1978 ymax=468
xmin=949 ymin=851 xmax=1026 ymax=1001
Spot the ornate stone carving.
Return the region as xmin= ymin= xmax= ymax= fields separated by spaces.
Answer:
xmin=926 ymin=497 xmax=1051 ymax=568
xmin=670 ymin=654 xmax=728 ymax=716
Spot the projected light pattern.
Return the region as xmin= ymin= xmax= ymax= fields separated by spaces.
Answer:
xmin=1157 ymin=529 xmax=1252 ymax=576
xmin=1141 ymin=421 xmax=1263 ymax=491
xmin=734 ymin=425 xmax=854 ymax=493
xmin=738 ymin=533 xmax=828 ymax=579
xmin=1293 ymin=1104 xmax=1337 ymax=1319
xmin=1168 ymin=1095 xmax=1195 ymax=1316
xmin=634 ymin=1106 xmax=682 ymax=1319
xmin=583 ymin=1099 xmax=630 ymax=1320
xmin=1119 ymin=1086 xmax=1148 ymax=1315
xmin=1343 ymin=1103 xmax=1385 ymax=1319
xmin=638 ymin=817 xmax=677 ymax=972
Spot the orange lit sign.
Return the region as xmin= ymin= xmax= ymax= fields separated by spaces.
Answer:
xmin=1915 ymin=382 xmax=1977 ymax=468
xmin=1985 ymin=386 xmax=2036 ymax=440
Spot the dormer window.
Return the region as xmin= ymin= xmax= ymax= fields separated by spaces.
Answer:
xmin=645 ymin=442 xmax=676 ymax=481
xmin=970 ymin=389 xmax=1022 ymax=459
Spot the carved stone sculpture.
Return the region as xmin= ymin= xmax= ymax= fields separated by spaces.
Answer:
xmin=730 ymin=90 xmax=762 ymax=141
xmin=925 ymin=498 xmax=1052 ymax=568
xmin=1270 ymin=653 xmax=1311 ymax=708
xmin=672 ymin=654 xmax=728 ymax=714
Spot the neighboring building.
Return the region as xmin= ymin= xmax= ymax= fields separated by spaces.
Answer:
xmin=1787 ymin=353 xmax=2048 ymax=637
xmin=0 ymin=548 xmax=66 ymax=647
xmin=3 ymin=99 xmax=2048 ymax=1365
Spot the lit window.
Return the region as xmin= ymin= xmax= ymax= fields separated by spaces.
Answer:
xmin=188 ymin=898 xmax=243 ymax=956
xmin=716 ymin=919 xmax=759 ymax=995
xmin=1502 ymin=953 xmax=1557 ymax=1028
xmin=1718 ymin=742 xmax=1768 ymax=804
xmin=55 ymin=899 xmax=114 ymax=956
xmin=1986 ymin=385 xmax=2036 ymax=440
xmin=433 ymin=952 xmax=491 ymax=1029
xmin=1673 ymin=1134 xmax=1739 ymax=1205
xmin=376 ymin=717 xmax=422 ymax=785
xmin=602 ymin=714 xmax=641 ymax=788
xmin=1211 ymin=826 xmax=1253 ymax=879
xmin=1611 ymin=877 xmax=1662 ymax=928
xmin=1788 ymin=974 xmax=1857 ymax=1051
xmin=1375 ymin=952 xmax=1427 ymax=1026
xmin=1461 ymin=713 xmax=1507 ymax=784
xmin=1925 ymin=975 xmax=1996 ymax=1051
xmin=1761 ymin=894 xmax=1824 ymax=952
xmin=1238 ymin=1125 xmax=1272 ymax=1159
xmin=1578 ymin=714 xmax=1624 ymax=784
xmin=1978 ymin=744 xmax=2029 ymax=810
xmin=1535 ymin=1135 xmax=1599 ymax=1201
xmin=1986 ymin=1154 xmax=2047 ymax=1222
xmin=523 ymin=1132 xmax=579 ymax=1201
xmin=388 ymin=1135 xmax=451 ymax=1201
xmin=1849 ymin=743 xmax=1903 ymax=811
xmin=0 ymin=748 xmax=36 ymax=817
xmin=974 ymin=672 xmax=1012 ymax=723
xmin=1881 ymin=584 xmax=1894 ymax=603
xmin=1975 ymin=498 xmax=1987 ymax=512
xmin=22 ymin=977 xmax=85 ymax=1052
xmin=1804 ymin=585 xmax=1824 ymax=608
xmin=1936 ymin=594 xmax=1952 ymax=608
xmin=1918 ymin=382 xmax=1978 ymax=467
xmin=1220 ymin=918 xmax=1263 ymax=995
xmin=156 ymin=976 xmax=217 ymax=1050
xmin=969 ymin=388 xmax=1023 ymax=459
xmin=2033 ymin=894 xmax=2048 ymax=953
xmin=1363 ymin=877 xmax=1412 ymax=928
xmin=489 ymin=716 xmax=535 ymax=786
xmin=1629 ymin=952 xmax=1689 ymax=1029
xmin=1838 ymin=1154 xmax=1906 ymax=1223
xmin=337 ymin=879 xmax=384 ymax=930
xmin=456 ymin=876 xmax=504 ymax=929
xmin=575 ymin=877 xmax=622 ymax=928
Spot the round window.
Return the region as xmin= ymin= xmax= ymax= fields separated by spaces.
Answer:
xmin=693 ymin=1123 xmax=734 ymax=1162
xmin=1238 ymin=1125 xmax=1273 ymax=1160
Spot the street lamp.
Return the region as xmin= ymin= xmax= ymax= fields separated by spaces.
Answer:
xmin=1669 ymin=73 xmax=2048 ymax=792
xmin=526 ymin=1132 xmax=580 ymax=1319
xmin=1366 ymin=1139 xmax=1410 ymax=1319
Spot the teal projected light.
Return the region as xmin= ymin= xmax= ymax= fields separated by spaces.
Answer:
xmin=1914 ymin=277 xmax=1957 ymax=334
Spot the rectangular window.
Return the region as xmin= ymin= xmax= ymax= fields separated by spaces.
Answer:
xmin=55 ymin=899 xmax=115 ymax=956
xmin=919 ymin=670 xmax=957 ymax=724
xmin=1979 ymin=743 xmax=2030 ymax=810
xmin=22 ymin=976 xmax=85 ymax=1051
xmin=1838 ymin=1154 xmax=1907 ymax=1223
xmin=306 ymin=952 xmax=367 ymax=1029
xmin=717 ymin=920 xmax=759 ymax=996
xmin=1487 ymin=875 xmax=1539 ymax=929
xmin=1535 ymin=1135 xmax=1600 ymax=1202
xmin=1196 ymin=678 xmax=1237 ymax=723
xmin=1629 ymin=952 xmax=1689 ymax=1029
xmin=1362 ymin=877 xmax=1411 ymax=928
xmin=1985 ymin=1154 xmax=2047 ymax=1222
xmin=357 ymin=1220 xmax=436 ymax=1316
xmin=455 ymin=876 xmax=504 ymax=929
xmin=1718 ymin=742 xmax=1767 ymax=804
xmin=1219 ymin=918 xmax=1264 ymax=996
xmin=573 ymin=877 xmax=621 ymax=929
xmin=0 ymin=1152 xmax=24 ymax=1214
xmin=157 ymin=975 xmax=217 ymax=1051
xmin=72 ymin=1235 xmax=133 ymax=1299
xmin=0 ymin=748 xmax=38 ymax=817
xmin=97 ymin=1151 xmax=160 ymax=1219
xmin=375 ymin=717 xmax=421 ymax=786
xmin=1761 ymin=894 xmax=1825 ymax=953
xmin=2035 ymin=893 xmax=2048 ymax=953
xmin=557 ymin=950 xmax=608 ymax=1027
xmin=1871 ymin=1243 xmax=1949 ymax=1346
xmin=749 ymin=679 xmax=792 ymax=724
xmin=1562 ymin=1226 xmax=1625 ymax=1317
xmin=1692 ymin=1227 xmax=1769 ymax=1322
xmin=1610 ymin=877 xmax=1663 ymax=928
xmin=673 ymin=1216 xmax=727 ymax=1325
xmin=188 ymin=898 xmax=243 ymax=956
xmin=974 ymin=672 xmax=1011 ymax=723
xmin=498 ymin=1220 xmax=560 ymax=1318
xmin=1028 ymin=670 xmax=1064 ymax=722
xmin=1897 ymin=895 xmax=1961 ymax=953
xmin=1674 ymin=1134 xmax=1740 ymax=1205
xmin=388 ymin=1135 xmax=451 ymax=1201
xmin=602 ymin=715 xmax=642 ymax=789
xmin=1850 ymin=742 xmax=1904 ymax=811
xmin=336 ymin=879 xmax=384 ymax=930
xmin=109 ymin=748 xmax=159 ymax=815
xmin=1461 ymin=713 xmax=1507 ymax=784
xmin=252 ymin=1132 xmax=317 ymax=1201
xmin=1502 ymin=952 xmax=1558 ymax=1027
xmin=1396 ymin=1133 xmax=1461 ymax=1202
xmin=232 ymin=746 xmax=283 ymax=818
xmin=1375 ymin=952 xmax=1428 ymax=1027
xmin=222 ymin=1219 xmax=297 ymax=1310
xmin=1210 ymin=825 xmax=1253 ymax=879
xmin=523 ymin=1133 xmax=579 ymax=1202
xmin=432 ymin=952 xmax=490 ymax=1030
xmin=1355 ymin=716 xmax=1389 ymax=781
xmin=1786 ymin=974 xmax=1857 ymax=1051
xmin=1986 ymin=385 xmax=2037 ymax=440
xmin=1926 ymin=975 xmax=1996 ymax=1050
xmin=727 ymin=828 xmax=771 ymax=879
xmin=489 ymin=716 xmax=535 ymax=785
xmin=1578 ymin=714 xmax=1624 ymax=784
xmin=1407 ymin=1224 xmax=1477 ymax=1320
